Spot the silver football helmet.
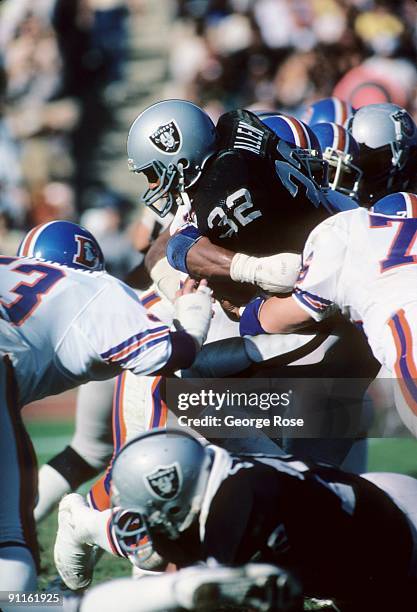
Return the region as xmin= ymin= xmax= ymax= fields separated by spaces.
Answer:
xmin=127 ymin=100 xmax=217 ymax=217
xmin=111 ymin=429 xmax=213 ymax=561
xmin=347 ymin=103 xmax=417 ymax=202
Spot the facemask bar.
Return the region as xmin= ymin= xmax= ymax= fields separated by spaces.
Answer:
xmin=129 ymin=159 xmax=179 ymax=218
xmin=324 ymin=148 xmax=363 ymax=197
xmin=111 ymin=508 xmax=155 ymax=565
xmin=297 ymin=149 xmax=329 ymax=188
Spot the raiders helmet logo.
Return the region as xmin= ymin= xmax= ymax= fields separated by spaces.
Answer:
xmin=145 ymin=463 xmax=181 ymax=500
xmin=73 ymin=235 xmax=100 ymax=269
xmin=393 ymin=110 xmax=415 ymax=138
xmin=149 ymin=120 xmax=182 ymax=154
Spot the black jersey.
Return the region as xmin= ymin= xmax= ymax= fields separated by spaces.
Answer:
xmin=151 ymin=453 xmax=414 ymax=604
xmin=191 ymin=110 xmax=331 ymax=256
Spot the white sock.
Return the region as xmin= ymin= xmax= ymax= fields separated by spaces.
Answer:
xmin=0 ymin=547 xmax=66 ymax=612
xmin=0 ymin=546 xmax=37 ymax=590
xmin=34 ymin=464 xmax=72 ymax=523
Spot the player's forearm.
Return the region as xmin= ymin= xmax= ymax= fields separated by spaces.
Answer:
xmin=144 ymin=228 xmax=171 ymax=273
xmin=240 ymin=295 xmax=315 ymax=336
xmin=167 ymin=227 xmax=301 ymax=292
xmin=186 ymin=237 xmax=234 ymax=279
xmin=259 ymin=296 xmax=314 ymax=333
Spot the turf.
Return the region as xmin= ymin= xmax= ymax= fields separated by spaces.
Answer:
xmin=26 ymin=420 xmax=131 ymax=590
xmin=27 ymin=419 xmax=417 ymax=606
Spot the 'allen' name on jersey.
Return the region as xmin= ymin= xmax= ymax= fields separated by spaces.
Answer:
xmin=233 ymin=121 xmax=264 ymax=155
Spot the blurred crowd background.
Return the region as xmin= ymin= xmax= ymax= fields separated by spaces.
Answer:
xmin=2 ymin=0 xmax=417 ymax=277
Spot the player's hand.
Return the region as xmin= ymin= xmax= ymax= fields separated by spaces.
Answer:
xmin=230 ymin=252 xmax=301 ymax=293
xmin=174 ymin=278 xmax=213 ymax=349
xmin=220 ymin=298 xmax=241 ymax=321
xmin=176 ymin=277 xmax=211 ymax=298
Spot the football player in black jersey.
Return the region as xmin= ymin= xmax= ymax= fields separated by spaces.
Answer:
xmin=96 ymin=430 xmax=417 ymax=612
xmin=127 ymin=101 xmax=352 ymax=303
xmin=126 ymin=100 xmax=378 ymax=466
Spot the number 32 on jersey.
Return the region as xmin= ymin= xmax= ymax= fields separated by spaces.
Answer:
xmin=207 ymin=188 xmax=262 ymax=238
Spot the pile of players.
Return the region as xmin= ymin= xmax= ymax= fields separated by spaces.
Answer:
xmin=2 ymin=96 xmax=417 ymax=612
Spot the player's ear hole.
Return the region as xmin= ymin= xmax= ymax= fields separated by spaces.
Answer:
xmin=168 ymin=506 xmax=182 ymax=515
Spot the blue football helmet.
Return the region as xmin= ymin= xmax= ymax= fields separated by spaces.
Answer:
xmin=311 ymin=122 xmax=362 ymax=198
xmin=262 ymin=113 xmax=328 ymax=187
xmin=371 ymin=191 xmax=417 ymax=219
xmin=302 ymin=96 xmax=354 ymax=127
xmin=17 ymin=220 xmax=105 ymax=271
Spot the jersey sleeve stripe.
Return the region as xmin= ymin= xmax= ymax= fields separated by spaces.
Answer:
xmin=112 ymin=333 xmax=171 ymax=367
xmin=141 ymin=291 xmax=161 ymax=308
xmin=293 ymin=287 xmax=333 ymax=314
xmin=100 ymin=325 xmax=169 ymax=360
xmin=104 ymin=329 xmax=170 ymax=365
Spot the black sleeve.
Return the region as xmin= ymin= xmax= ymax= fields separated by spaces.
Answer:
xmin=202 ymin=470 xmax=255 ymax=565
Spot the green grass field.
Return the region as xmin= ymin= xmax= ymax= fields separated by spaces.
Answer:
xmin=27 ymin=420 xmax=131 ymax=590
xmin=27 ymin=419 xmax=417 ymax=605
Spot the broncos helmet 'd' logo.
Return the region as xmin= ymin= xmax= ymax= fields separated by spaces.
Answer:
xmin=145 ymin=463 xmax=181 ymax=500
xmin=149 ymin=120 xmax=182 ymax=154
xmin=73 ymin=235 xmax=101 ymax=269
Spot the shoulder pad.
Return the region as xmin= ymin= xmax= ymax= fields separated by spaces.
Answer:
xmin=216 ymin=109 xmax=276 ymax=158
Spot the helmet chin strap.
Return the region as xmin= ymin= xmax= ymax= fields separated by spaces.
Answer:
xmin=176 ymin=161 xmax=193 ymax=211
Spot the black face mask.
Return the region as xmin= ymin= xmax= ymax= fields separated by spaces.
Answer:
xmin=358 ymin=143 xmax=394 ymax=180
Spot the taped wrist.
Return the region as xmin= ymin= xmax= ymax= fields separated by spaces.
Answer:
xmin=166 ymin=225 xmax=203 ymax=274
xmin=230 ymin=252 xmax=256 ymax=284
xmin=239 ymin=297 xmax=266 ymax=336
xmin=150 ymin=257 xmax=181 ymax=302
xmin=174 ymin=286 xmax=212 ymax=349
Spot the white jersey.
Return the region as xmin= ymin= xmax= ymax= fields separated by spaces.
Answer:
xmin=0 ymin=256 xmax=173 ymax=406
xmin=293 ymin=206 xmax=417 ymax=366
